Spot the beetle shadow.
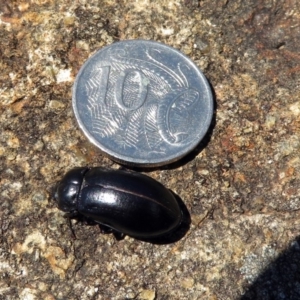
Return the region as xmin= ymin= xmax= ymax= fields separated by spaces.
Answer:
xmin=134 ymin=191 xmax=191 ymax=245
xmin=240 ymin=236 xmax=300 ymax=299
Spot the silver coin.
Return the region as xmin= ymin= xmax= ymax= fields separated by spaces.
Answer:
xmin=72 ymin=40 xmax=213 ymax=166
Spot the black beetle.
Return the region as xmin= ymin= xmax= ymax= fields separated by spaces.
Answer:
xmin=55 ymin=167 xmax=183 ymax=239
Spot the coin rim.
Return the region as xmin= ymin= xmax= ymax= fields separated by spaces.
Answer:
xmin=72 ymin=39 xmax=214 ymax=167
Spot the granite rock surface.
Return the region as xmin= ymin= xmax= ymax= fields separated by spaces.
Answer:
xmin=1 ymin=0 xmax=300 ymax=299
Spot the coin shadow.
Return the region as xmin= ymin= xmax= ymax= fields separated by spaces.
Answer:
xmin=127 ymin=80 xmax=217 ymax=172
xmin=240 ymin=236 xmax=300 ymax=299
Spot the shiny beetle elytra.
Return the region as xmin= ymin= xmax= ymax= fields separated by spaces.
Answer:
xmin=55 ymin=167 xmax=183 ymax=239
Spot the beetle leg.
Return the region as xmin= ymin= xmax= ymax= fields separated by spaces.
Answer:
xmin=98 ymin=224 xmax=125 ymax=240
xmin=98 ymin=224 xmax=114 ymax=234
xmin=63 ymin=212 xmax=79 ymax=239
xmin=112 ymin=231 xmax=125 ymax=241
xmin=63 ymin=211 xmax=78 ymax=219
xmin=63 ymin=216 xmax=77 ymax=240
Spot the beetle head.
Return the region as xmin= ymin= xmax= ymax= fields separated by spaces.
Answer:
xmin=55 ymin=167 xmax=89 ymax=213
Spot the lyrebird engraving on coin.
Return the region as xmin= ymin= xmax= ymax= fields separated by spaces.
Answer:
xmin=73 ymin=40 xmax=213 ymax=166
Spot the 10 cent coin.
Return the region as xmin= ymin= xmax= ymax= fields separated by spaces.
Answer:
xmin=72 ymin=40 xmax=213 ymax=166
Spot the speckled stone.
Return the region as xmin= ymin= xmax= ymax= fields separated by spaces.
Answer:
xmin=1 ymin=0 xmax=300 ymax=299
